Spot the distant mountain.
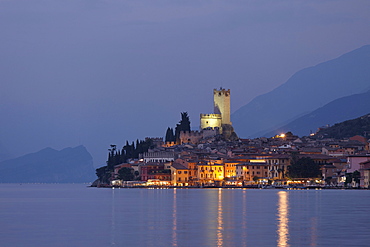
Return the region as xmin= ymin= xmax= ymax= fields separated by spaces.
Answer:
xmin=0 ymin=145 xmax=96 ymax=183
xmin=232 ymin=45 xmax=370 ymax=138
xmin=315 ymin=113 xmax=370 ymax=139
xmin=264 ymin=90 xmax=370 ymax=137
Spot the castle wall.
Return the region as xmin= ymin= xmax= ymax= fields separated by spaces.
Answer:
xmin=200 ymin=114 xmax=222 ymax=130
xmin=202 ymin=128 xmax=219 ymax=139
xmin=180 ymin=131 xmax=203 ymax=145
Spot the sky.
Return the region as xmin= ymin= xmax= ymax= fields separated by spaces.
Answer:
xmin=1 ymin=0 xmax=370 ymax=167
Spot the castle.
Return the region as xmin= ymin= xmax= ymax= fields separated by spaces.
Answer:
xmin=200 ymin=88 xmax=232 ymax=133
xmin=174 ymin=88 xmax=237 ymax=145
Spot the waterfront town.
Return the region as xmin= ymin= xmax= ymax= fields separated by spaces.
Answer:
xmin=95 ymin=88 xmax=370 ymax=189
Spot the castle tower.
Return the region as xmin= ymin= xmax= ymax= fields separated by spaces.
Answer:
xmin=214 ymin=88 xmax=231 ymax=125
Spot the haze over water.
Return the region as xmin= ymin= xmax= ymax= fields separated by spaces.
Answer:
xmin=1 ymin=184 xmax=369 ymax=246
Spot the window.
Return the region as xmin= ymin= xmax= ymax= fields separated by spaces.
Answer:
xmin=178 ymin=171 xmax=182 ymax=174
xmin=184 ymin=171 xmax=188 ymax=174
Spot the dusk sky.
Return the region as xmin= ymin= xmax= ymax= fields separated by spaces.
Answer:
xmin=1 ymin=0 xmax=370 ymax=167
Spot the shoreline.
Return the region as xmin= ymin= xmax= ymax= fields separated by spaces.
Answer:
xmin=92 ymin=184 xmax=368 ymax=190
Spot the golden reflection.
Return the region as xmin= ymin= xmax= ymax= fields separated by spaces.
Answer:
xmin=172 ymin=188 xmax=177 ymax=247
xmin=217 ymin=188 xmax=223 ymax=247
xmin=277 ymin=191 xmax=289 ymax=247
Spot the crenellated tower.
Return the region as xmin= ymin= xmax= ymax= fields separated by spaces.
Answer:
xmin=200 ymin=88 xmax=237 ymax=140
xmin=213 ymin=88 xmax=231 ymax=125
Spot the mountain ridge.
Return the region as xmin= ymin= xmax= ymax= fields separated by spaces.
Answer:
xmin=315 ymin=113 xmax=370 ymax=139
xmin=263 ymin=90 xmax=370 ymax=137
xmin=0 ymin=145 xmax=96 ymax=183
xmin=232 ymin=45 xmax=370 ymax=138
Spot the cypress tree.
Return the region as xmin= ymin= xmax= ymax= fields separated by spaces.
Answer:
xmin=175 ymin=112 xmax=191 ymax=143
xmin=165 ymin=127 xmax=174 ymax=142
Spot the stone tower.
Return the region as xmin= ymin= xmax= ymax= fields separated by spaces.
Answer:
xmin=214 ymin=88 xmax=231 ymax=125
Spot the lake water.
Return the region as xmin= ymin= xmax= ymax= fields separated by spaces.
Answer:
xmin=0 ymin=184 xmax=369 ymax=247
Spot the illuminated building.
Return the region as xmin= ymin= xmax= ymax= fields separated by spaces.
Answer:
xmin=198 ymin=163 xmax=224 ymax=185
xmin=236 ymin=162 xmax=269 ymax=183
xmin=170 ymin=162 xmax=189 ymax=186
xmin=200 ymin=88 xmax=232 ymax=133
xmin=223 ymin=161 xmax=240 ymax=178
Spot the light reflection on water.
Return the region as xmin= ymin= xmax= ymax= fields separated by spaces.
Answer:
xmin=217 ymin=188 xmax=223 ymax=247
xmin=277 ymin=191 xmax=289 ymax=247
xmin=1 ymin=184 xmax=370 ymax=246
xmin=172 ymin=188 xmax=177 ymax=247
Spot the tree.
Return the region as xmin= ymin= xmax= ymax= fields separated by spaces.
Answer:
xmin=175 ymin=112 xmax=191 ymax=143
xmin=345 ymin=173 xmax=353 ymax=186
xmin=107 ymin=144 xmax=118 ymax=170
xmin=287 ymin=156 xmax=321 ymax=178
xmin=95 ymin=166 xmax=111 ymax=184
xmin=118 ymin=167 xmax=134 ymax=181
xmin=353 ymin=170 xmax=361 ymax=187
xmin=285 ymin=131 xmax=293 ymax=137
xmin=324 ymin=176 xmax=332 ymax=185
xmin=165 ymin=127 xmax=175 ymax=142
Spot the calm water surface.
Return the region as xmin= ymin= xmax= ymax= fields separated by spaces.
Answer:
xmin=0 ymin=184 xmax=369 ymax=247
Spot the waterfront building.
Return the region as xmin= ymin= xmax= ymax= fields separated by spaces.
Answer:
xmin=347 ymin=155 xmax=370 ymax=173
xmin=359 ymin=160 xmax=370 ymax=188
xmin=236 ymin=162 xmax=269 ymax=183
xmin=223 ymin=161 xmax=241 ymax=178
xmin=139 ymin=162 xmax=171 ymax=182
xmin=321 ymin=158 xmax=347 ymax=185
xmin=170 ymin=162 xmax=189 ymax=186
xmin=197 ymin=162 xmax=224 ymax=185
xmin=265 ymin=154 xmax=290 ymax=179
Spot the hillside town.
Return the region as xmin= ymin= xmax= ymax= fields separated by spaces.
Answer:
xmin=95 ymin=88 xmax=370 ymax=189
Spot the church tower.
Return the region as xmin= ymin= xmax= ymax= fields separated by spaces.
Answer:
xmin=214 ymin=88 xmax=231 ymax=125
